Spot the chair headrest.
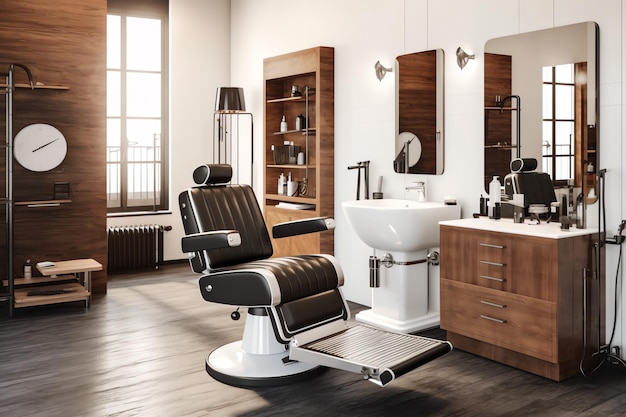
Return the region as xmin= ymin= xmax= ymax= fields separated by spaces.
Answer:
xmin=193 ymin=164 xmax=233 ymax=185
xmin=510 ymin=158 xmax=538 ymax=173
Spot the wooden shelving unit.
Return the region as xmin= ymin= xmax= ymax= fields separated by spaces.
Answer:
xmin=263 ymin=46 xmax=334 ymax=257
xmin=1 ymin=66 xmax=70 ymax=317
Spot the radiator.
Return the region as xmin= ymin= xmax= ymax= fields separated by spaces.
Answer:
xmin=107 ymin=225 xmax=171 ymax=272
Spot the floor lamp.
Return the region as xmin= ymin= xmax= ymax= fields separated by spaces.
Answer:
xmin=213 ymin=87 xmax=253 ymax=186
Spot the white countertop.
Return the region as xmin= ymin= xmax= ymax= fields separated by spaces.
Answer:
xmin=439 ymin=217 xmax=599 ymax=239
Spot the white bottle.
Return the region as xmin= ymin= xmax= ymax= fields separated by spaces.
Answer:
xmin=280 ymin=115 xmax=287 ymax=132
xmin=278 ymin=173 xmax=285 ymax=195
xmin=489 ymin=176 xmax=501 ymax=217
xmin=24 ymin=259 xmax=32 ymax=279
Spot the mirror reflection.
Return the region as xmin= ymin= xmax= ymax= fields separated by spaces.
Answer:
xmin=394 ymin=49 xmax=444 ymax=175
xmin=484 ymin=22 xmax=598 ymax=203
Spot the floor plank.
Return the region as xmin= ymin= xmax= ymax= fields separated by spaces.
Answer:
xmin=1 ymin=263 xmax=626 ymax=416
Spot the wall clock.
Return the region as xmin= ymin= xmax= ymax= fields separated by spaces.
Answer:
xmin=14 ymin=123 xmax=68 ymax=172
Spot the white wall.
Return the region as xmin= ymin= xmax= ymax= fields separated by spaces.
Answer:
xmin=110 ymin=0 xmax=625 ymax=349
xmin=227 ymin=0 xmax=625 ymax=346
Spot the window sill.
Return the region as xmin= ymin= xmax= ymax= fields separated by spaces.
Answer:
xmin=107 ymin=210 xmax=172 ymax=218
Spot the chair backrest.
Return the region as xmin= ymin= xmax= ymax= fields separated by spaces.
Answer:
xmin=179 ymin=164 xmax=273 ymax=270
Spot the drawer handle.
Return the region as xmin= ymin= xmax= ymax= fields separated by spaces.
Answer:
xmin=480 ymin=315 xmax=507 ymax=324
xmin=479 ymin=243 xmax=506 ymax=249
xmin=480 ymin=260 xmax=506 ymax=267
xmin=480 ymin=300 xmax=506 ymax=308
xmin=479 ymin=275 xmax=506 ymax=282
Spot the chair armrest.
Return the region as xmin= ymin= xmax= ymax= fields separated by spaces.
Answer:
xmin=272 ymin=217 xmax=335 ymax=239
xmin=181 ymin=230 xmax=241 ymax=253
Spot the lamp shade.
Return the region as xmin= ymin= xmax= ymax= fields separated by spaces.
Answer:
xmin=215 ymin=87 xmax=246 ymax=112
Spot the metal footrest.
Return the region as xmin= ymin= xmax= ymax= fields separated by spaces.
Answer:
xmin=290 ymin=324 xmax=452 ymax=386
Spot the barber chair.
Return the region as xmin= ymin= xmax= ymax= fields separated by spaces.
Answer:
xmin=179 ymin=164 xmax=452 ymax=387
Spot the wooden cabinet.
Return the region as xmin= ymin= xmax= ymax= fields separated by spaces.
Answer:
xmin=263 ymin=47 xmax=334 ymax=257
xmin=440 ymin=221 xmax=604 ymax=381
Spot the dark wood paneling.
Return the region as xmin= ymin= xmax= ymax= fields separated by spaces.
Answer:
xmin=0 ymin=1 xmax=107 ymax=293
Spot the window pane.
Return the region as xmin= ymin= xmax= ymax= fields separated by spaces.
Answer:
xmin=127 ymin=72 xmax=161 ymax=118
xmin=555 ymin=63 xmax=574 ymax=83
xmin=542 ymin=121 xmax=552 ymax=157
xmin=107 ymin=118 xmax=121 ymax=208
xmin=127 ymin=17 xmax=161 ymax=71
xmin=555 ymin=85 xmax=574 ymax=119
xmin=542 ymin=156 xmax=552 ymax=175
xmin=542 ymin=66 xmax=552 ymax=82
xmin=126 ymin=119 xmax=161 ymax=150
xmin=107 ymin=118 xmax=121 ymax=148
xmin=542 ymin=84 xmax=552 ymax=118
xmin=554 ymin=121 xmax=574 ymax=153
xmin=555 ymin=155 xmax=573 ymax=181
xmin=107 ymin=15 xmax=121 ymax=69
xmin=107 ymin=70 xmax=121 ymax=117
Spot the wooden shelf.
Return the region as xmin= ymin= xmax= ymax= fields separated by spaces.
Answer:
xmin=3 ymin=274 xmax=77 ymax=287
xmin=13 ymin=282 xmax=89 ymax=308
xmin=14 ymin=199 xmax=72 ymax=207
xmin=484 ymin=145 xmax=516 ymax=150
xmin=484 ymin=106 xmax=517 ymax=111
xmin=263 ymin=47 xmax=334 ymax=257
xmin=265 ymin=193 xmax=317 ymax=204
xmin=266 ymin=164 xmax=313 ymax=169
xmin=266 ymin=92 xmax=315 ymax=103
xmin=272 ymin=128 xmax=316 ymax=136
xmin=1 ymin=83 xmax=69 ymax=90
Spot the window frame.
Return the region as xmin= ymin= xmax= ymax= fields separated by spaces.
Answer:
xmin=107 ymin=0 xmax=169 ymax=214
xmin=542 ymin=63 xmax=583 ymax=188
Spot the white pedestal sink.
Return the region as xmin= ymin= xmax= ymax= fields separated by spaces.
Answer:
xmin=342 ymin=199 xmax=461 ymax=333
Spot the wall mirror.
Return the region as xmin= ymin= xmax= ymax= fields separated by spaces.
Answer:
xmin=484 ymin=22 xmax=599 ymax=203
xmin=394 ymin=49 xmax=445 ymax=174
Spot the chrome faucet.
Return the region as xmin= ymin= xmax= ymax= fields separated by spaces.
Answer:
xmin=406 ymin=181 xmax=426 ymax=202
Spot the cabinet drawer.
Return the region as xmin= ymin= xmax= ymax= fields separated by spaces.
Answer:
xmin=441 ymin=279 xmax=556 ymax=362
xmin=476 ymin=236 xmax=511 ymax=290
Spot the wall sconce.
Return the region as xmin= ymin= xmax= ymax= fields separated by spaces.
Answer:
xmin=374 ymin=60 xmax=393 ymax=81
xmin=456 ymin=47 xmax=474 ymax=70
xmin=214 ymin=87 xmax=253 ymax=185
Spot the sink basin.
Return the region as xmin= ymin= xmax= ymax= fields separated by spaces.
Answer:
xmin=342 ymin=199 xmax=461 ymax=252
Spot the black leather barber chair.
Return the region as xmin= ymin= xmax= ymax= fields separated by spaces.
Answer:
xmin=179 ymin=164 xmax=452 ymax=387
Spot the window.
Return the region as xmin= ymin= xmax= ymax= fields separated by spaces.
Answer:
xmin=542 ymin=64 xmax=575 ymax=185
xmin=107 ymin=0 xmax=169 ymax=213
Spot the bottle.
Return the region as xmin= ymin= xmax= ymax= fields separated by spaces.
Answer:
xmin=24 ymin=259 xmax=32 ymax=279
xmin=280 ymin=115 xmax=287 ymax=132
xmin=489 ymin=176 xmax=501 ymax=218
xmin=278 ymin=173 xmax=285 ymax=195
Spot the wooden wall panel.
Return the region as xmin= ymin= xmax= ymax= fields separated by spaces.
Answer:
xmin=0 ymin=1 xmax=108 ymax=294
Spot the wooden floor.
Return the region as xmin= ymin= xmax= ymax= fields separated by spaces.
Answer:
xmin=2 ymin=263 xmax=626 ymax=417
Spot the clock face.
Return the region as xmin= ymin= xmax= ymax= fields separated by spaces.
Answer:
xmin=14 ymin=123 xmax=68 ymax=172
